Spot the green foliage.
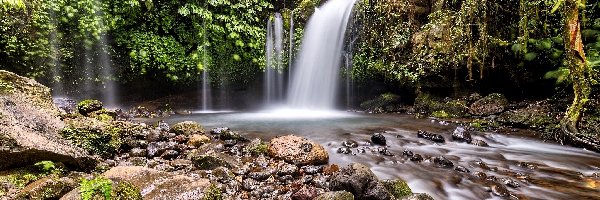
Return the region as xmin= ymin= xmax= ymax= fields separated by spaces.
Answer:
xmin=360 ymin=93 xmax=401 ymax=111
xmin=80 ymin=177 xmax=112 ymax=200
xmin=33 ymin=161 xmax=63 ymax=175
xmin=432 ymin=110 xmax=450 ymax=118
xmin=0 ymin=168 xmax=40 ymax=189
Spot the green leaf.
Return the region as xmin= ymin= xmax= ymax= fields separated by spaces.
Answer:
xmin=524 ymin=52 xmax=538 ymax=61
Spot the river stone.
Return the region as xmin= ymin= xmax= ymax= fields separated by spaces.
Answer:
xmin=268 ymin=135 xmax=328 ymax=165
xmin=451 ymin=127 xmax=472 ymax=143
xmin=101 ymin=166 xmax=211 ymax=200
xmin=170 ymin=121 xmax=204 ymax=136
xmin=14 ymin=175 xmax=78 ymax=199
xmin=362 ymin=181 xmax=394 ymax=200
xmin=401 ymin=193 xmax=435 ymax=200
xmin=469 ymin=93 xmax=508 ymax=116
xmin=291 ymin=186 xmax=319 ymax=200
xmin=330 ymin=163 xmax=377 ymax=197
xmin=417 ymin=130 xmax=445 ymax=143
xmin=371 ymin=133 xmax=387 ymax=145
xmin=188 ymin=134 xmax=210 ymax=147
xmin=432 ymin=156 xmax=454 ymax=168
xmin=0 ymin=70 xmax=96 ymax=170
xmin=314 ymin=191 xmax=354 ymax=200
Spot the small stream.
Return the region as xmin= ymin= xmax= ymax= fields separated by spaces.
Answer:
xmin=158 ymin=111 xmax=600 ymax=200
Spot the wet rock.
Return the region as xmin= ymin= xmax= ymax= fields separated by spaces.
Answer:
xmin=219 ymin=129 xmax=244 ymax=141
xmin=223 ymin=139 xmax=237 ymax=147
xmin=291 ymin=186 xmax=319 ymax=200
xmin=0 ymin=70 xmax=96 ymax=170
xmin=402 ymin=150 xmax=414 ymax=157
xmin=362 ymin=181 xmax=393 ymax=200
xmin=330 ymin=163 xmax=377 ymax=197
xmin=314 ymin=191 xmax=354 ymax=200
xmin=170 ymin=121 xmax=204 ymax=136
xmin=337 ymin=147 xmax=352 ymax=154
xmin=323 ymin=164 xmax=340 ymax=175
xmin=471 ymin=139 xmax=489 ymax=147
xmin=169 ymin=159 xmax=193 ymax=170
xmin=378 ymin=147 xmax=394 ymax=156
xmin=469 ymin=93 xmax=508 ymax=116
xmin=14 ymin=175 xmax=77 ymax=199
xmin=410 ymin=154 xmax=423 ymax=162
xmin=489 ymin=182 xmax=510 ymax=197
xmin=432 ymin=156 xmax=454 ymax=168
xmin=160 ymin=150 xmax=179 ymax=160
xmin=455 ymin=166 xmax=470 ymax=173
xmin=53 ymin=97 xmax=77 ymax=114
xmin=210 ymin=127 xmax=230 ymax=135
xmin=278 ymin=163 xmax=299 ymax=176
xmin=371 ymin=133 xmax=387 ymax=145
xmin=342 ymin=140 xmax=359 ymax=148
xmin=451 ymin=127 xmax=472 ymax=143
xmin=130 ymin=148 xmax=147 ymax=157
xmin=401 ymin=193 xmax=435 ymax=200
xmin=268 ymin=135 xmax=329 ymax=165
xmin=417 ymin=130 xmax=445 ymax=143
xmin=301 ymin=165 xmax=323 ymax=175
xmin=382 ymin=179 xmax=412 ymax=198
xmin=76 ymin=99 xmax=103 ymax=116
xmin=187 ymin=134 xmax=210 ymax=147
xmin=190 ymin=152 xmax=238 ymax=170
xmin=501 ymin=178 xmax=520 ymax=188
xmin=101 ymin=166 xmax=211 ymax=200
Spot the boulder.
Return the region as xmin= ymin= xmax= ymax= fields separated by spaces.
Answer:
xmin=330 ymin=163 xmax=377 ymax=197
xmin=401 ymin=193 xmax=435 ymax=200
xmin=469 ymin=93 xmax=508 ymax=116
xmin=268 ymin=135 xmax=328 ymax=165
xmin=170 ymin=121 xmax=204 ymax=136
xmin=0 ymin=70 xmax=96 ymax=170
xmin=371 ymin=133 xmax=387 ymax=145
xmin=314 ymin=191 xmax=354 ymax=200
xmin=102 ymin=166 xmax=212 ymax=200
xmin=188 ymin=134 xmax=210 ymax=147
xmin=14 ymin=175 xmax=78 ymax=199
xmin=76 ymin=99 xmax=103 ymax=116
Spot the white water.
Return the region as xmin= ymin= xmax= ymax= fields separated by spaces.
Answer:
xmin=287 ymin=0 xmax=357 ymax=110
xmin=201 ymin=20 xmax=212 ymax=111
xmin=264 ymin=13 xmax=285 ymax=106
xmin=98 ymin=33 xmax=118 ymax=108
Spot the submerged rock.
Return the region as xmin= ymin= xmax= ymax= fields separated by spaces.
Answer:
xmin=0 ymin=70 xmax=95 ymax=170
xmin=432 ymin=156 xmax=454 ymax=168
xmin=268 ymin=135 xmax=328 ymax=165
xmin=371 ymin=133 xmax=387 ymax=145
xmin=417 ymin=130 xmax=445 ymax=143
xmin=337 ymin=147 xmax=352 ymax=154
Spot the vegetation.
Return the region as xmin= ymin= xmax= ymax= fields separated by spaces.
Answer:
xmin=80 ymin=177 xmax=112 ymax=200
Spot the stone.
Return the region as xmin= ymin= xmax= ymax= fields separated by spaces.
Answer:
xmin=170 ymin=121 xmax=204 ymax=136
xmin=371 ymin=133 xmax=387 ymax=145
xmin=14 ymin=175 xmax=77 ymax=199
xmin=268 ymin=135 xmax=328 ymax=165
xmin=432 ymin=156 xmax=453 ymax=168
xmin=489 ymin=182 xmax=510 ymax=197
xmin=129 ymin=148 xmax=147 ymax=157
xmin=219 ymin=129 xmax=243 ymax=141
xmin=417 ymin=130 xmax=445 ymax=143
xmin=314 ymin=191 xmax=354 ymax=200
xmin=455 ymin=166 xmax=470 ymax=173
xmin=337 ymin=147 xmax=352 ymax=154
xmin=189 ymin=151 xmax=239 ymax=170
xmin=291 ymin=186 xmax=319 ymax=200
xmin=472 ymin=139 xmax=489 ymax=147
xmin=330 ymin=163 xmax=377 ymax=197
xmin=188 ymin=134 xmax=210 ymax=147
xmin=469 ymin=93 xmax=508 ymax=116
xmin=0 ymin=70 xmax=96 ymax=170
xmin=382 ymin=179 xmax=412 ymax=199
xmin=342 ymin=140 xmax=358 ymax=148
xmin=451 ymin=127 xmax=472 ymax=143
xmin=401 ymin=193 xmax=435 ymax=200
xmin=210 ymin=127 xmax=230 ymax=135
xmin=160 ymin=150 xmax=179 ymax=160
xmin=76 ymin=99 xmax=103 ymax=116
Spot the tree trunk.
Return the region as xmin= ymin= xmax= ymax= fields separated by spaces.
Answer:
xmin=559 ymin=0 xmax=598 ymax=152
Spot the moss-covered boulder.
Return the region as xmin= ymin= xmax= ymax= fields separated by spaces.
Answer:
xmin=76 ymin=100 xmax=103 ymax=116
xmin=171 ymin=121 xmax=204 ymax=136
xmin=13 ymin=175 xmax=78 ymax=200
xmin=360 ymin=93 xmax=401 ymax=113
xmin=60 ymin=118 xmax=142 ymax=158
xmin=0 ymin=70 xmax=95 ymax=170
xmin=469 ymin=93 xmax=508 ymax=116
xmin=381 ymin=179 xmax=412 ymax=198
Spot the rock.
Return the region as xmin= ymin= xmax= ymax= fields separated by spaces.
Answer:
xmin=371 ymin=133 xmax=387 ymax=145
xmin=129 ymin=148 xmax=147 ymax=157
xmin=189 ymin=150 xmax=239 ymax=170
xmin=489 ymin=182 xmax=510 ymax=197
xmin=469 ymin=93 xmax=508 ymax=116
xmin=147 ymin=142 xmax=168 ymax=158
xmin=219 ymin=129 xmax=243 ymax=141
xmin=76 ymin=99 xmax=103 ymax=116
xmin=170 ymin=121 xmax=204 ymax=136
xmin=278 ymin=163 xmax=299 ymax=176
xmin=362 ymin=181 xmax=393 ymax=200
xmin=417 ymin=130 xmax=445 ymax=143
xmin=100 ymin=166 xmax=212 ymax=200
xmin=210 ymin=127 xmax=230 ymax=135
xmin=223 ymin=139 xmax=237 ymax=147
xmin=301 ymin=165 xmax=324 ymax=175
xmin=160 ymin=150 xmax=179 ymax=160
xmin=291 ymin=186 xmax=319 ymax=200
xmin=432 ymin=156 xmax=453 ymax=168
xmin=323 ymin=164 xmax=340 ymax=175
xmin=314 ymin=191 xmax=354 ymax=200
xmin=451 ymin=127 xmax=472 ymax=143
xmin=330 ymin=163 xmax=377 ymax=197
xmin=53 ymin=97 xmax=77 ymax=114
xmin=337 ymin=147 xmax=352 ymax=154
xmin=243 ymin=138 xmax=269 ymax=155
xmin=382 ymin=179 xmax=412 ymax=199
xmin=268 ymin=135 xmax=329 ymax=165
xmin=472 ymin=139 xmax=489 ymax=147
xmin=502 ymin=178 xmax=520 ymax=188
xmin=187 ymin=134 xmax=210 ymax=147
xmin=360 ymin=93 xmax=401 ymax=113
xmin=342 ymin=140 xmax=358 ymax=148
xmin=378 ymin=147 xmax=394 ymax=156
xmin=455 ymin=166 xmax=470 ymax=173
xmin=401 ymin=193 xmax=435 ymax=200
xmin=0 ymin=70 xmax=96 ymax=170
xmin=14 ymin=175 xmax=78 ymax=199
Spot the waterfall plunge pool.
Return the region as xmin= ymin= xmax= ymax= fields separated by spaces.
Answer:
xmin=143 ymin=111 xmax=600 ymax=200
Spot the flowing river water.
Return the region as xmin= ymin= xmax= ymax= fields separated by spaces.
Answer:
xmin=158 ymin=111 xmax=600 ymax=200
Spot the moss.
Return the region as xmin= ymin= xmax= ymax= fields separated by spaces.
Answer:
xmin=0 ymin=79 xmax=14 ymax=92
xmin=245 ymin=142 xmax=268 ymax=155
xmin=113 ymin=181 xmax=142 ymax=200
xmin=33 ymin=161 xmax=64 ymax=175
xmin=382 ymin=179 xmax=412 ymax=198
xmin=80 ymin=177 xmax=112 ymax=200
xmin=432 ymin=110 xmax=450 ymax=118
xmin=171 ymin=121 xmax=204 ymax=136
xmin=0 ymin=167 xmax=43 ymax=189
xmin=202 ymin=184 xmax=223 ymax=200
xmin=77 ymin=99 xmax=103 ymax=116
xmin=61 ymin=126 xmax=119 ymax=158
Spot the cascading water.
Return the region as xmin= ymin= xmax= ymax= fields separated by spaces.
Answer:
xmin=264 ymin=13 xmax=285 ymax=106
xmin=288 ymin=10 xmax=294 ymax=81
xmin=287 ymin=0 xmax=358 ymax=110
xmin=48 ymin=14 xmax=64 ymax=97
xmin=98 ymin=33 xmax=118 ymax=108
xmin=200 ymin=20 xmax=212 ymax=111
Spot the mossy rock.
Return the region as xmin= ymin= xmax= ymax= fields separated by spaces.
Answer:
xmin=78 ymin=176 xmax=142 ymax=200
xmin=77 ymin=100 xmax=104 ymax=116
xmin=243 ymin=139 xmax=268 ymax=155
xmin=360 ymin=93 xmax=401 ymax=113
xmin=89 ymin=109 xmax=117 ymax=122
xmin=381 ymin=179 xmax=412 ymax=198
xmin=61 ymin=118 xmax=141 ymax=158
xmin=13 ymin=174 xmax=77 ymax=200
xmin=0 ymin=70 xmax=58 ymax=113
xmin=202 ymin=184 xmax=222 ymax=200
xmin=414 ymin=93 xmax=469 ymax=118
xmin=497 ymin=104 xmax=559 ymax=130
xmin=171 ymin=121 xmax=204 ymax=136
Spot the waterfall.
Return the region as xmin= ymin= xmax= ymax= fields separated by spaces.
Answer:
xmin=287 ymin=0 xmax=357 ymax=110
xmin=98 ymin=33 xmax=118 ymax=108
xmin=48 ymin=13 xmax=64 ymax=97
xmin=288 ymin=10 xmax=294 ymax=82
xmin=264 ymin=13 xmax=285 ymax=107
xmin=201 ymin=20 xmax=212 ymax=111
